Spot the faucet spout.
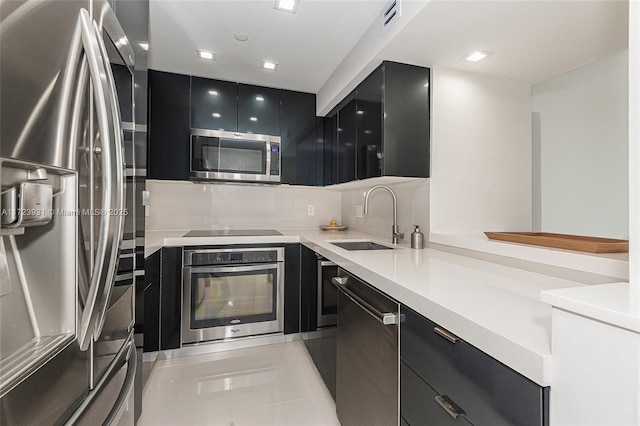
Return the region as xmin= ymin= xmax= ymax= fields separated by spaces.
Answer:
xmin=363 ymin=184 xmax=403 ymax=244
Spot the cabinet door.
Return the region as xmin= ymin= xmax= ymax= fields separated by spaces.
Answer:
xmin=323 ymin=113 xmax=338 ymax=186
xmin=191 ymin=77 xmax=237 ymax=131
xmin=280 ymin=90 xmax=317 ymax=185
xmin=337 ymin=99 xmax=357 ymax=183
xmin=238 ymin=84 xmax=280 ymax=135
xmin=148 ymin=70 xmax=190 ymax=180
xmin=284 ymin=244 xmax=301 ymax=334
xmin=160 ymin=247 xmax=182 ymax=350
xmin=402 ymin=362 xmax=473 ymax=426
xmin=143 ymin=250 xmax=160 ymax=352
xmin=401 ymin=305 xmax=548 ymax=426
xmin=383 ymin=62 xmax=430 ymax=178
xmin=356 ymin=66 xmax=383 ymax=180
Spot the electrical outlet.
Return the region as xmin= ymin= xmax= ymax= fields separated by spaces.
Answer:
xmin=307 ymin=204 xmax=315 ymax=216
xmin=355 ymin=204 xmax=363 ymax=218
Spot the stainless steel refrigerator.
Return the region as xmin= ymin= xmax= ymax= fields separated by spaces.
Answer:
xmin=1 ymin=0 xmax=138 ymax=423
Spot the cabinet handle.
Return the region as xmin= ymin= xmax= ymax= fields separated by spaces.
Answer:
xmin=435 ymin=395 xmax=462 ymax=419
xmin=434 ymin=326 xmax=460 ymax=344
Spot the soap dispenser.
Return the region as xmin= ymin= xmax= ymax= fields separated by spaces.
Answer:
xmin=410 ymin=225 xmax=424 ymax=249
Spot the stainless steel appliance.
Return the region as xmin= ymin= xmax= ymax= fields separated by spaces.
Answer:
xmin=333 ymin=268 xmax=400 ymax=426
xmin=1 ymin=0 xmax=137 ymax=423
xmin=182 ymin=247 xmax=284 ymax=344
xmin=190 ymin=129 xmax=281 ymax=183
xmin=184 ymin=229 xmax=283 ymax=237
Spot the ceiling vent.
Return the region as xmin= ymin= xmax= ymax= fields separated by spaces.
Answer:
xmin=382 ymin=0 xmax=401 ymax=32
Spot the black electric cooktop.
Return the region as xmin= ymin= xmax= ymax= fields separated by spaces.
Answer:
xmin=184 ymin=229 xmax=283 ymax=237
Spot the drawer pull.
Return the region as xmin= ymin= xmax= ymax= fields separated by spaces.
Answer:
xmin=435 ymin=395 xmax=462 ymax=419
xmin=434 ymin=326 xmax=460 ymax=343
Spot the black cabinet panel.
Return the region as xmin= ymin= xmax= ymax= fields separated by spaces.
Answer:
xmin=322 ymin=113 xmax=338 ymax=186
xmin=112 ymin=63 xmax=133 ymax=123
xmin=356 ymin=67 xmax=383 ymax=180
xmin=280 ymin=90 xmax=317 ymax=185
xmin=160 ymin=247 xmax=182 ymax=350
xmin=238 ymin=84 xmax=280 ymax=135
xmin=401 ymin=361 xmax=473 ymax=426
xmin=143 ymin=250 xmax=160 ymax=352
xmin=337 ymin=99 xmax=357 ymax=183
xmin=191 ymin=77 xmax=237 ymax=131
xmin=300 ymin=245 xmax=317 ymax=333
xmin=401 ymin=305 xmax=548 ymax=426
xmin=147 ymin=70 xmax=190 ymax=180
xmin=383 ymin=62 xmax=430 ymax=178
xmin=284 ymin=244 xmax=301 ymax=334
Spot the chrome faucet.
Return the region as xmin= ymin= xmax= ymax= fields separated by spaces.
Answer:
xmin=363 ymin=184 xmax=404 ymax=244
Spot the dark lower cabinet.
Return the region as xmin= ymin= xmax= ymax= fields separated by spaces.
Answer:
xmin=143 ymin=247 xmax=182 ymax=352
xmin=283 ymin=244 xmax=301 ymax=334
xmin=401 ymin=362 xmax=473 ymax=426
xmin=147 ymin=70 xmax=190 ymax=180
xmin=401 ymin=305 xmax=549 ymax=426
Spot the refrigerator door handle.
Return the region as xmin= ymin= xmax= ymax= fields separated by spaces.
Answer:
xmin=90 ymin=18 xmax=126 ymax=341
xmin=76 ymin=9 xmax=125 ymax=351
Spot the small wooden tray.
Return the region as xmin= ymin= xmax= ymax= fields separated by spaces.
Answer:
xmin=484 ymin=232 xmax=628 ymax=253
xmin=320 ymin=224 xmax=348 ymax=231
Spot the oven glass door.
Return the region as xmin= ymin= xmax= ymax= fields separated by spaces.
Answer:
xmin=192 ymin=136 xmax=267 ymax=175
xmin=189 ymin=264 xmax=278 ymax=329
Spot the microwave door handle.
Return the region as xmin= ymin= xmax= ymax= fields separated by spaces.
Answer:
xmin=91 ymin=16 xmax=126 ymax=342
xmin=76 ymin=9 xmax=124 ymax=350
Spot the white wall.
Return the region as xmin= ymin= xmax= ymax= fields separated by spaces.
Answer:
xmin=340 ymin=178 xmax=429 ymax=241
xmin=629 ymin=0 xmax=640 ymax=311
xmin=429 ymin=67 xmax=532 ymax=234
xmin=145 ymin=181 xmax=342 ymax=232
xmin=532 ymin=50 xmax=629 ymax=239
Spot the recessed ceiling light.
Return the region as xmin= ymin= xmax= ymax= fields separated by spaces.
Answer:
xmin=255 ymin=96 xmax=265 ymax=102
xmin=463 ymin=50 xmax=491 ymax=62
xmin=197 ymin=49 xmax=216 ymax=60
xmin=209 ymin=90 xmax=219 ymax=96
xmin=212 ymin=113 xmax=221 ymax=118
xmin=262 ymin=61 xmax=278 ymax=70
xmin=274 ymin=0 xmax=299 ymax=13
xmin=234 ymin=32 xmax=249 ymax=42
xmin=356 ymin=110 xmax=364 ymax=115
xmin=138 ymin=42 xmax=149 ymax=51
xmin=249 ymin=117 xmax=258 ymax=122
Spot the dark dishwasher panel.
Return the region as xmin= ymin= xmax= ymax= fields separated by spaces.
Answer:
xmin=335 ymin=268 xmax=400 ymax=426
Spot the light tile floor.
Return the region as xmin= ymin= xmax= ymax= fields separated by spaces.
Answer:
xmin=138 ymin=341 xmax=340 ymax=426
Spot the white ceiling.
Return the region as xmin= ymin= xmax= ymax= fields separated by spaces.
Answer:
xmin=148 ymin=0 xmax=387 ymax=93
xmin=377 ymin=0 xmax=629 ymax=85
xmin=149 ymin=0 xmax=628 ymax=100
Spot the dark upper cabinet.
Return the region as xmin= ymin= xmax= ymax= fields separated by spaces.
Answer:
xmin=383 ymin=61 xmax=430 ymax=178
xmin=191 ymin=77 xmax=237 ymax=132
xmin=337 ymin=98 xmax=357 ymax=183
xmin=280 ymin=90 xmax=318 ymax=185
xmin=322 ymin=61 xmax=430 ymax=184
xmin=147 ymin=70 xmax=190 ymax=180
xmin=238 ymin=84 xmax=281 ymax=135
xmin=355 ymin=66 xmax=383 ymax=180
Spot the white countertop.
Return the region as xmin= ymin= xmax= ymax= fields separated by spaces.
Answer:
xmin=144 ymin=228 xmax=623 ymax=386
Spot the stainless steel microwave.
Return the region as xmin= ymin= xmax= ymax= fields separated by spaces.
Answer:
xmin=190 ymin=129 xmax=281 ymax=183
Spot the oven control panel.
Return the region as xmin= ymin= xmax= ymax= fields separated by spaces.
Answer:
xmin=186 ymin=248 xmax=283 ymax=266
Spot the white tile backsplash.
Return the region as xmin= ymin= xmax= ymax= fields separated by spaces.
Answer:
xmin=341 ymin=179 xmax=430 ymax=241
xmin=146 ymin=181 xmax=342 ymax=231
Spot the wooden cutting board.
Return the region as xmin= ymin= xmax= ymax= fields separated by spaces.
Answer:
xmin=484 ymin=232 xmax=628 ymax=253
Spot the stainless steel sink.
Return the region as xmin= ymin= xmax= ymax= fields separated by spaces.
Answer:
xmin=330 ymin=241 xmax=395 ymax=251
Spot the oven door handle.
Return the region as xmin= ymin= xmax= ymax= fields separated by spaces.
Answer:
xmin=186 ymin=264 xmax=279 ymax=274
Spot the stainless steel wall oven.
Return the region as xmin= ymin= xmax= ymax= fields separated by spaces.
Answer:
xmin=182 ymin=247 xmax=284 ymax=344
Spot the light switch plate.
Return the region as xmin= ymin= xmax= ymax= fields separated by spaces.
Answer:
xmin=307 ymin=204 xmax=315 ymax=216
xmin=356 ymin=204 xmax=363 ymax=218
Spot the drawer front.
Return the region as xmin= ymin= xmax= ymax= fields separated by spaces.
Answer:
xmin=401 ymin=306 xmax=548 ymax=426
xmin=401 ymin=362 xmax=473 ymax=426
